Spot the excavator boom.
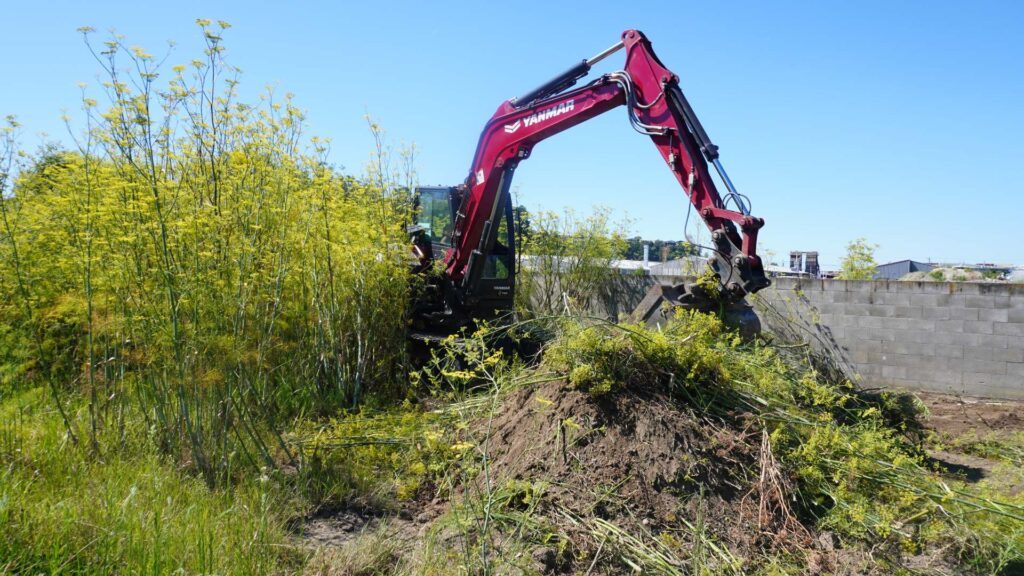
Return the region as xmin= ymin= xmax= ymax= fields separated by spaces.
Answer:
xmin=413 ymin=29 xmax=769 ymax=331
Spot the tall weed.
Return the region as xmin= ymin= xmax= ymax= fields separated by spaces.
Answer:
xmin=0 ymin=23 xmax=412 ymax=486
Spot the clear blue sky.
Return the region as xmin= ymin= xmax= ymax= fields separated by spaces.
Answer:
xmin=3 ymin=1 xmax=1022 ymax=269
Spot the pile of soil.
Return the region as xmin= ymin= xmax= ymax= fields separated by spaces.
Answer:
xmin=486 ymin=380 xmax=752 ymax=526
xmin=298 ymin=381 xmax=1020 ymax=574
xmin=476 ymin=379 xmax=853 ymax=572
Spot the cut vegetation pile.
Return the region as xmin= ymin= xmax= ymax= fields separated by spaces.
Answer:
xmin=313 ymin=313 xmax=1023 ymax=574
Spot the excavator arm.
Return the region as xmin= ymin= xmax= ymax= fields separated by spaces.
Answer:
xmin=450 ymin=30 xmax=768 ymax=300
xmin=417 ymin=29 xmax=769 ymax=330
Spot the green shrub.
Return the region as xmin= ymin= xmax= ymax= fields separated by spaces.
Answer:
xmin=545 ymin=310 xmax=728 ymax=397
xmin=0 ymin=24 xmax=412 ymax=486
xmin=516 ymin=206 xmax=628 ymax=315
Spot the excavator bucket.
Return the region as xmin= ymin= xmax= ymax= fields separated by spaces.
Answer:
xmin=629 ymin=282 xmax=762 ymax=339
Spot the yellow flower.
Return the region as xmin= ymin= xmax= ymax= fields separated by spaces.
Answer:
xmin=130 ymin=46 xmax=152 ymax=60
xmin=441 ymin=369 xmax=475 ymax=382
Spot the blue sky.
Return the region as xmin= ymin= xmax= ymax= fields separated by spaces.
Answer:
xmin=3 ymin=1 xmax=1022 ymax=269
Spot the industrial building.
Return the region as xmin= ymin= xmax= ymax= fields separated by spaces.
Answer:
xmin=873 ymin=260 xmax=934 ymax=280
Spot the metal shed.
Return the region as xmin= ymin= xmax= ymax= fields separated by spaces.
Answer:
xmin=874 ymin=260 xmax=933 ymax=280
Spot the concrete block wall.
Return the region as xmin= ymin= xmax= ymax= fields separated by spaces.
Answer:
xmin=752 ymin=278 xmax=1024 ymax=399
xmin=530 ymin=272 xmax=1024 ymax=398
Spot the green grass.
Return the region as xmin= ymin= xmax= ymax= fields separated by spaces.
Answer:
xmin=0 ymin=388 xmax=303 ymax=575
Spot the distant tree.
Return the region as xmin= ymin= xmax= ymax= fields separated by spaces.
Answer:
xmin=839 ymin=238 xmax=879 ymax=280
xmin=623 ymin=236 xmax=698 ymax=261
xmin=517 ymin=207 xmax=627 ymax=314
xmin=624 ymin=236 xmax=642 ymax=259
xmin=512 ymin=204 xmax=532 ymax=245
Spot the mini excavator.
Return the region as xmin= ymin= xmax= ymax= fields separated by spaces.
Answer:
xmin=409 ymin=30 xmax=770 ymax=335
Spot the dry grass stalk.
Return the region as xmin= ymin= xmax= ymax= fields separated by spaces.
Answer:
xmin=744 ymin=429 xmax=812 ymax=548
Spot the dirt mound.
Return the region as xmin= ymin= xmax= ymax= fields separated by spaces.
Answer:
xmin=478 ymin=379 xmax=841 ymax=571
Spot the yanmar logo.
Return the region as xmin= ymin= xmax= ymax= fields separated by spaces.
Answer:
xmin=504 ymin=100 xmax=575 ymax=134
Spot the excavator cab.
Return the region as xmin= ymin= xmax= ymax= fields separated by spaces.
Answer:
xmin=414 ymin=186 xmax=456 ymax=254
xmin=412 ymin=186 xmax=516 ymax=331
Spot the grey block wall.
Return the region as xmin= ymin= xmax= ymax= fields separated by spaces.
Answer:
xmin=532 ymin=273 xmax=1024 ymax=399
xmin=752 ymin=278 xmax=1024 ymax=400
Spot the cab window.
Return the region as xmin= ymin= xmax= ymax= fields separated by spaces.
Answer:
xmin=416 ymin=188 xmax=453 ymax=247
xmin=482 ymin=201 xmax=512 ymax=280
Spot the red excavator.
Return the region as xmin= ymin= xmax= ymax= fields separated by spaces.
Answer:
xmin=410 ymin=29 xmax=769 ymax=334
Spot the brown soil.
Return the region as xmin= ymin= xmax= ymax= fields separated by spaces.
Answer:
xmin=915 ymin=391 xmax=1024 ymax=497
xmin=485 ymin=380 xmax=753 ymax=527
xmin=303 ymin=507 xmax=392 ymax=548
xmin=477 ymin=379 xmax=841 ymax=573
xmin=916 ymin=391 xmax=1024 ymax=438
xmin=302 ymin=504 xmax=422 ymax=548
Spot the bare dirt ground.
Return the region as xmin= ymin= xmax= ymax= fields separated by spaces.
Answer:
xmin=303 ymin=506 xmax=406 ymax=548
xmin=916 ymin=391 xmax=1024 ymax=438
xmin=915 ymin=391 xmax=1024 ymax=496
